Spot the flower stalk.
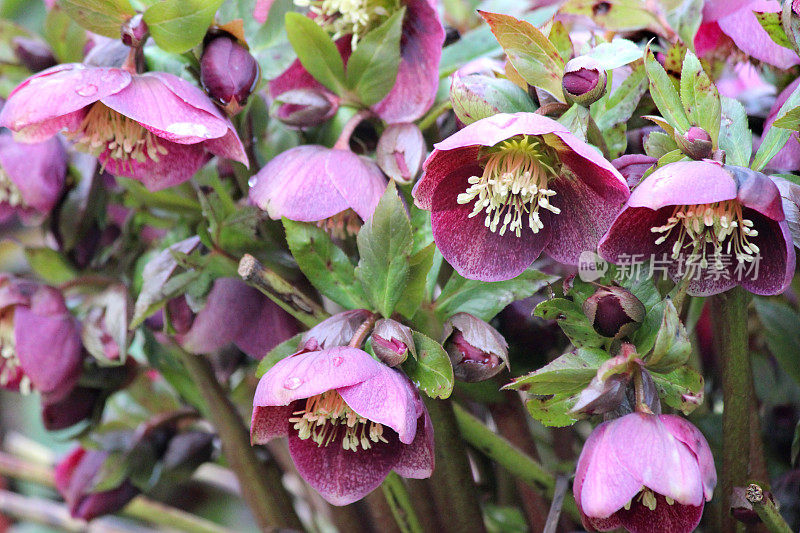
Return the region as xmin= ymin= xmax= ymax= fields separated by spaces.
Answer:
xmin=744 ymin=484 xmax=793 ymax=533
xmin=381 ymin=472 xmax=424 ymax=533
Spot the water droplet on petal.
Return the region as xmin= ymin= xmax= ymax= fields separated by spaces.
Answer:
xmin=75 ymin=84 xmax=98 ymax=97
xmin=332 ymin=356 xmax=344 ymax=367
xmin=248 ymin=176 xmax=257 ymax=187
xmin=166 ymin=122 xmax=209 ymax=138
xmin=283 ymin=377 xmax=302 ymax=390
xmin=101 ymin=72 xmax=117 ymax=83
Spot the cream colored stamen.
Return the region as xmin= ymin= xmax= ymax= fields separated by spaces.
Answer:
xmin=651 ymin=200 xmax=759 ymax=269
xmin=456 ymin=136 xmax=561 ymax=238
xmin=0 ymin=316 xmax=30 ymax=394
xmin=294 ymin=0 xmax=400 ymax=48
xmin=289 ymin=390 xmax=389 ymax=452
xmin=0 ymin=168 xmax=25 ymax=208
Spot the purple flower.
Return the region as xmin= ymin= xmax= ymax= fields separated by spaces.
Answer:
xmin=0 ymin=64 xmax=247 ymax=191
xmin=0 ymin=131 xmax=66 ymax=223
xmin=763 ymin=78 xmax=800 ymax=172
xmin=0 ymin=275 xmax=83 ymax=402
xmin=268 ymin=0 xmax=444 ymax=124
xmin=413 ymin=112 xmax=630 ymax=281
xmin=574 ymin=413 xmax=716 ymax=533
xmin=251 ymin=346 xmax=434 ymax=505
xmin=598 ymin=161 xmax=796 ymax=296
xmin=248 ymin=145 xmax=387 ymax=232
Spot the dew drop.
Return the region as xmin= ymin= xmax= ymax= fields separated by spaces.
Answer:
xmin=75 ymin=84 xmax=98 ymax=97
xmin=332 ymin=356 xmax=344 ymax=367
xmin=248 ymin=176 xmax=258 ymax=188
xmin=166 ymin=122 xmax=209 ymax=137
xmin=283 ymin=377 xmax=302 ymax=390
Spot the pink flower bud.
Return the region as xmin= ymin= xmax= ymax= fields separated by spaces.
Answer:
xmin=200 ymin=34 xmax=260 ymax=115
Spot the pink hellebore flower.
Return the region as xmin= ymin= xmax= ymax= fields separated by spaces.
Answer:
xmin=763 ymin=78 xmax=800 ymax=172
xmin=0 ymin=275 xmax=83 ymax=401
xmin=574 ymin=413 xmax=716 ymax=533
xmin=248 ymin=145 xmax=387 ymax=234
xmin=251 ymin=346 xmax=434 ymax=505
xmin=0 ymin=131 xmax=66 ymax=223
xmin=0 ymin=64 xmax=247 ymax=191
xmin=695 ymin=0 xmax=800 ymax=69
xmin=413 ymin=112 xmax=630 ymax=281
xmin=598 ymin=161 xmax=795 ymax=296
xmin=266 ymin=0 xmax=444 ymax=124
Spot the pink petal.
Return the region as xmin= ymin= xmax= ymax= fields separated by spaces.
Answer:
xmin=628 ymin=161 xmax=737 ymax=210
xmin=253 ymin=347 xmax=382 ymax=407
xmin=12 ymin=110 xmax=86 ymax=143
xmin=718 ymin=0 xmax=800 ymax=69
xmin=324 ymin=150 xmax=388 ymax=221
xmin=731 ymin=166 xmax=785 ymax=220
xmin=204 ymin=128 xmax=249 ymax=166
xmin=694 ymin=22 xmax=726 ymax=58
xmin=660 ymin=415 xmax=717 ymax=501
xmin=99 ymin=141 xmax=210 ymax=191
xmin=0 ymin=133 xmax=66 ymax=213
xmin=702 ymin=0 xmax=756 ymax=21
xmin=738 ymin=217 xmax=795 ymax=296
xmin=392 ymin=410 xmax=434 ymax=478
xmin=434 ymin=112 xmax=571 ymax=152
xmin=763 ymin=78 xmax=800 ymax=172
xmin=371 ymin=0 xmax=444 ymax=123
xmin=250 ymin=405 xmax=292 ymax=444
xmin=415 ymin=145 xmax=481 ymax=210
xmin=234 ymin=299 xmax=300 ymax=359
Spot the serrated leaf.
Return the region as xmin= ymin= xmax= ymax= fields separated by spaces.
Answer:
xmin=534 ymin=298 xmax=606 ymax=348
xmin=719 ymin=96 xmax=753 ymax=167
xmin=645 ymin=48 xmax=691 ymax=134
xmin=284 ymin=11 xmax=346 ymax=95
xmin=754 ymin=298 xmax=800 ymax=386
xmin=646 ymin=299 xmax=691 ymax=373
xmin=755 ymin=10 xmax=792 ymax=49
xmin=436 ymin=268 xmax=557 ymax=322
xmin=644 ymin=131 xmax=679 ymax=159
xmin=479 ymin=10 xmax=566 ymax=100
xmin=143 ymin=0 xmax=224 ymax=54
xmin=345 ymin=8 xmax=404 ymax=105
xmin=256 ymin=333 xmax=302 ymax=377
xmin=24 ymin=247 xmax=78 ymax=285
xmin=773 ymin=105 xmax=800 ymax=130
xmin=395 ymin=243 xmax=435 ymax=319
xmin=283 ymin=219 xmax=369 ymax=309
xmin=505 ymin=347 xmax=608 ymax=394
xmin=679 ymin=50 xmax=721 ymax=144
xmin=593 ymin=64 xmax=648 ymax=131
xmin=403 ymin=331 xmax=454 ymax=399
xmin=451 ymin=75 xmax=538 ymax=125
xmin=58 ymin=0 xmax=135 ymax=37
xmin=525 ymin=392 xmax=580 ymax=427
xmin=651 ymin=366 xmax=704 ymax=414
xmin=355 ymin=182 xmax=413 ymax=317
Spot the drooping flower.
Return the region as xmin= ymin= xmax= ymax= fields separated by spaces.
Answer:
xmin=267 ymin=0 xmax=445 ymax=124
xmin=598 ymin=160 xmax=795 ymax=296
xmin=248 ymin=145 xmax=387 ymax=235
xmin=763 ymin=77 xmax=800 ymax=172
xmin=413 ymin=112 xmax=630 ymax=281
xmin=0 ymin=64 xmax=247 ymax=191
xmin=251 ymin=346 xmax=434 ymax=505
xmin=574 ymin=413 xmax=716 ymax=533
xmin=0 ymin=131 xmax=66 ymax=223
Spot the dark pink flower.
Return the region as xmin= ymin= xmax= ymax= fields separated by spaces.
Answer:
xmin=248 ymin=145 xmax=387 ymax=230
xmin=574 ymin=413 xmax=716 ymax=533
xmin=413 ymin=112 xmax=630 ymax=281
xmin=612 ymin=154 xmax=656 ymax=189
xmin=598 ymin=161 xmax=795 ymax=296
xmin=0 ymin=64 xmax=247 ymax=191
xmin=268 ymin=0 xmax=444 ymax=124
xmin=0 ymin=131 xmax=66 ymax=223
xmin=763 ymin=78 xmax=800 ymax=172
xmin=251 ymin=346 xmax=434 ymax=505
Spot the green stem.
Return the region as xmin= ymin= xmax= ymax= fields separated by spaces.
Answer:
xmin=177 ymin=348 xmax=302 ymax=531
xmin=381 ymin=472 xmax=424 ymax=533
xmin=746 ymin=484 xmax=793 ymax=533
xmin=452 ymin=403 xmax=581 ymax=522
xmin=709 ymin=287 xmax=753 ymax=533
xmin=417 ymin=100 xmax=453 ymax=131
xmin=424 ymin=398 xmax=487 ymax=533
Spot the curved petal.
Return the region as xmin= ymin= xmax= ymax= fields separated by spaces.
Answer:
xmin=253 ymin=347 xmax=382 ymax=407
xmin=393 ymin=410 xmax=434 ymax=478
xmin=738 ymin=217 xmax=795 ymax=296
xmin=660 ymin=415 xmax=717 ymax=501
xmin=434 ymin=112 xmax=570 ymax=152
xmin=204 ymin=128 xmax=249 ymax=166
xmin=99 ymin=140 xmax=210 ymax=191
xmin=430 ymin=165 xmax=549 ymax=281
xmin=324 ymin=150 xmax=388 ymax=221
xmin=718 ymin=0 xmax=800 ymax=69
xmin=12 ymin=109 xmax=86 ymax=143
xmin=338 ymin=368 xmax=418 ymax=443
xmin=0 ymin=133 xmax=66 ymax=213
xmin=371 ymin=0 xmax=444 ymax=123
xmin=250 ymin=405 xmax=292 ymax=444
xmin=629 ymin=161 xmax=738 ymax=209
xmin=730 ymin=165 xmax=784 ymax=220
xmin=287 ymin=428 xmax=399 ymax=505
xmin=597 ymin=206 xmax=666 ymax=265
xmin=0 ymin=64 xmax=130 ymax=135
xmin=415 ymin=145 xmax=481 ymax=209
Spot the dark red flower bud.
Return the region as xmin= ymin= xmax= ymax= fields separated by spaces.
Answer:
xmin=200 ymin=35 xmax=260 ymax=115
xmin=273 ymin=88 xmax=337 ymax=128
xmin=582 ymin=286 xmax=646 ymax=338
xmin=12 ymin=37 xmax=56 ymax=72
xmin=162 ymin=431 xmax=215 ymax=472
xmin=371 ymin=319 xmax=414 ymax=366
xmin=562 ymin=57 xmax=606 ymax=105
xmin=676 ymin=126 xmax=713 ymax=160
xmin=41 ymin=387 xmax=102 ymax=431
xmin=121 ymin=14 xmax=148 ymax=49
xmin=443 ymin=312 xmax=509 ymax=382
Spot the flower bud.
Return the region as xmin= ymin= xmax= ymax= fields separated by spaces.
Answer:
xmin=443 ymin=312 xmax=509 ymax=382
xmin=12 ymin=37 xmax=56 ymax=72
xmin=371 ymin=319 xmax=414 ymax=366
xmin=200 ymin=34 xmax=260 ymax=115
xmin=302 ymin=309 xmax=374 ymax=349
xmin=121 ymin=14 xmax=148 ymax=49
xmin=162 ymin=431 xmax=215 ymax=472
xmin=273 ymin=88 xmax=337 ymax=128
xmin=675 ymin=126 xmax=713 ymax=160
xmin=562 ymin=56 xmax=606 ymax=106
xmin=376 ymin=123 xmax=426 ymax=185
xmin=41 ymin=387 xmax=102 ymax=431
xmin=582 ymin=286 xmax=645 ymax=338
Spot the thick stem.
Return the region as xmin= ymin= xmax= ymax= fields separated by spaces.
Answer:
xmin=710 ymin=287 xmax=754 ymax=533
xmin=423 ymin=398 xmax=487 ymax=533
xmin=417 ymin=101 xmax=453 ymax=131
xmin=333 ymin=109 xmax=374 ymax=150
xmin=348 ymin=313 xmax=378 ymax=348
xmin=177 ymin=348 xmax=302 ymax=531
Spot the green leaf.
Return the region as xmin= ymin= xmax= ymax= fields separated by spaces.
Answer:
xmin=44 ymin=5 xmax=88 ymax=63
xmin=58 ymin=0 xmax=135 ymax=37
xmin=560 ymin=0 xmax=662 ymax=32
xmin=644 ymin=131 xmax=678 ymax=159
xmin=479 ymin=10 xmax=566 ymax=100
xmin=755 ymin=10 xmax=792 ymax=49
xmin=679 ymin=50 xmax=721 ymax=144
xmin=645 ymin=48 xmax=691 ymax=134
xmin=534 ymin=298 xmax=606 ymax=348
xmin=141 ymin=329 xmax=207 ymax=415
xmin=752 ymin=81 xmax=800 ymax=171
xmin=754 ymin=298 xmax=800 ymax=386
xmin=593 ymin=65 xmax=648 ymax=130
xmin=665 ymin=0 xmax=703 ymax=48
xmin=247 ymin=0 xmax=296 ymax=80
xmin=773 ymin=105 xmax=800 ymax=130
xmin=345 ymin=8 xmax=404 ymax=105
xmin=719 ymin=96 xmax=753 ymax=167
xmin=525 ymin=392 xmax=580 ymax=427
xmin=436 ymin=268 xmax=557 ymax=322
xmin=395 ymin=243 xmax=435 ymax=320
xmin=284 ymin=11 xmax=346 ymax=95
xmin=548 ymin=20 xmax=573 ymax=63
xmin=403 ymin=331 xmax=454 ymax=399
xmin=558 ymin=104 xmax=590 ymax=140
xmin=355 ymin=182 xmax=413 ymax=317
xmin=646 ymin=299 xmax=691 ymax=373
xmin=505 ymin=347 xmax=608 ymax=394
xmin=584 ymin=39 xmax=643 ymax=70
xmin=143 ymin=0 xmax=224 ymax=54
xmin=24 ymin=247 xmax=78 ymax=285
xmin=451 ymin=75 xmax=538 ymax=125
xmin=651 ymin=366 xmax=704 ymax=414
xmin=255 ymin=333 xmax=303 ymax=377
xmin=283 ymin=219 xmax=369 ymax=309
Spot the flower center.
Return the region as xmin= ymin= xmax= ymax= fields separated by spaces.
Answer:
xmin=650 ymin=201 xmax=759 ymax=269
xmin=623 ymin=488 xmax=675 ymax=511
xmin=456 ymin=136 xmax=560 ymax=238
xmin=67 ymin=103 xmax=168 ymax=165
xmin=0 ymin=168 xmax=25 ymax=208
xmin=316 ymin=209 xmax=362 ymax=239
xmin=0 ymin=316 xmax=29 ymax=394
xmin=294 ymin=0 xmax=400 ymax=47
xmin=289 ymin=390 xmax=388 ymax=452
